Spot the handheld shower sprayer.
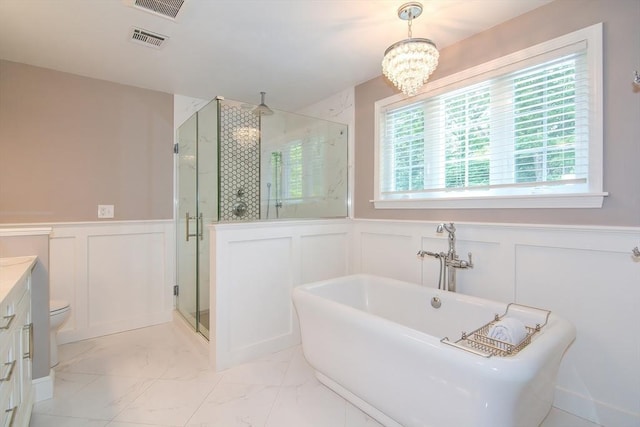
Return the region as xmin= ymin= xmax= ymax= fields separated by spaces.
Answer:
xmin=266 ymin=183 xmax=272 ymax=219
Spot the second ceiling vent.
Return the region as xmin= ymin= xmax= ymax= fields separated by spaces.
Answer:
xmin=129 ymin=27 xmax=168 ymax=49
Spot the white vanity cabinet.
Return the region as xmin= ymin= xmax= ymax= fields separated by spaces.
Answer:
xmin=0 ymin=257 xmax=35 ymax=427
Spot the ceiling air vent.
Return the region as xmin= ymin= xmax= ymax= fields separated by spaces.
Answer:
xmin=130 ymin=0 xmax=185 ymax=20
xmin=129 ymin=27 xmax=168 ymax=49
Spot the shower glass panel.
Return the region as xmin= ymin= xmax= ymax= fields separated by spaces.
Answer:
xmin=175 ymin=97 xmax=348 ymax=338
xmin=260 ymin=110 xmax=348 ymax=219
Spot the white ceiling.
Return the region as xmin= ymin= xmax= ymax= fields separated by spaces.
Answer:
xmin=0 ymin=0 xmax=552 ymax=111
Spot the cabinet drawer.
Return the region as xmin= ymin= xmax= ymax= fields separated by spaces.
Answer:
xmin=0 ymin=278 xmax=28 ymax=336
xmin=0 ymin=339 xmax=17 ymax=393
xmin=0 ymin=361 xmax=16 ymax=427
xmin=0 ymin=404 xmax=17 ymax=427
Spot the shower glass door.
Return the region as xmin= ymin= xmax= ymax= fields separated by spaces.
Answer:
xmin=176 ymin=101 xmax=217 ymax=340
xmin=193 ymin=101 xmax=218 ymax=339
xmin=176 ymin=113 xmax=199 ymax=333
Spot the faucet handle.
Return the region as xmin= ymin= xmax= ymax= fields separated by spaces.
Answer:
xmin=458 ymin=252 xmax=473 ymax=268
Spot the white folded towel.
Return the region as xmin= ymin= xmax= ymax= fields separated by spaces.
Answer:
xmin=487 ymin=317 xmax=528 ymax=345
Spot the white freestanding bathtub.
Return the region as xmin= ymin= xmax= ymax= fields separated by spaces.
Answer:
xmin=292 ymin=274 xmax=575 ymax=427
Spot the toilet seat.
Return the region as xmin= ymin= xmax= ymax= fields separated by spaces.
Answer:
xmin=50 ymin=299 xmax=70 ymax=314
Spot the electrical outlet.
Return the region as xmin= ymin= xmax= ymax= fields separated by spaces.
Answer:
xmin=97 ymin=204 xmax=114 ymax=219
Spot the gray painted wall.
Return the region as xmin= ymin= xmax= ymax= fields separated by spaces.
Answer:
xmin=0 ymin=60 xmax=174 ymax=223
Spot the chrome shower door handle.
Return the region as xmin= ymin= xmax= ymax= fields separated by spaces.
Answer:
xmin=185 ymin=212 xmax=190 ymax=241
xmin=185 ymin=212 xmax=203 ymax=241
xmin=185 ymin=212 xmax=198 ymax=242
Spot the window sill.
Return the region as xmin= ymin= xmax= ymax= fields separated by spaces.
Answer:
xmin=371 ymin=192 xmax=608 ymax=210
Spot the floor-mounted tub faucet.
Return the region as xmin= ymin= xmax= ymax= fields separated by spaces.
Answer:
xmin=437 ymin=222 xmax=456 ymax=259
xmin=418 ymin=222 xmax=473 ymax=292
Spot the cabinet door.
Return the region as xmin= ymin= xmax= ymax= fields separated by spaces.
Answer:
xmin=12 ymin=281 xmax=32 ymax=427
xmin=0 ymin=275 xmax=31 ymax=427
xmin=18 ymin=289 xmax=31 ymax=405
xmin=0 ymin=327 xmax=18 ymax=426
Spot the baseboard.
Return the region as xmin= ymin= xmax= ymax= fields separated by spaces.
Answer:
xmin=32 ymin=370 xmax=54 ymax=402
xmin=554 ymin=386 xmax=639 ymax=426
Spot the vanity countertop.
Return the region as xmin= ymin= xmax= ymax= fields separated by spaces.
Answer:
xmin=0 ymin=256 xmax=37 ymax=301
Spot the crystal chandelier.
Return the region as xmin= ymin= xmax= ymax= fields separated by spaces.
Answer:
xmin=382 ymin=2 xmax=439 ymax=96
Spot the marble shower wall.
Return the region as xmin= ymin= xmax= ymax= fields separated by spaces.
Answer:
xmin=260 ymin=109 xmax=348 ymax=219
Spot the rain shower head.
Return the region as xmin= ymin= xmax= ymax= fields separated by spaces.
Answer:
xmin=253 ymin=91 xmax=274 ymax=116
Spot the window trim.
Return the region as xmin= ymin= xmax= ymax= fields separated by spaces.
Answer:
xmin=373 ymin=23 xmax=606 ymax=209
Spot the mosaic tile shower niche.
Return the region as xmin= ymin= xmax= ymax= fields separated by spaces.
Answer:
xmin=219 ymin=102 xmax=261 ymax=221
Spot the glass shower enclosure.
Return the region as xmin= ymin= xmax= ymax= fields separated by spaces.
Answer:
xmin=176 ymin=97 xmax=348 ymax=339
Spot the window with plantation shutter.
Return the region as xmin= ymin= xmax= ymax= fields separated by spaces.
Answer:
xmin=382 ymin=104 xmax=425 ymax=192
xmin=374 ymin=24 xmax=606 ymax=209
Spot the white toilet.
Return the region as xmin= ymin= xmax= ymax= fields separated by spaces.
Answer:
xmin=49 ymin=300 xmax=71 ymax=367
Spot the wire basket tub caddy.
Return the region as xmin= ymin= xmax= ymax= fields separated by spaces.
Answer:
xmin=441 ymin=303 xmax=551 ymax=358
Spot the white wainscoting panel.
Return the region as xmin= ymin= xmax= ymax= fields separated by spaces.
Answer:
xmin=49 ymin=221 xmax=174 ymax=343
xmin=209 ymin=219 xmax=350 ymax=371
xmin=41 ymin=217 xmax=638 ymax=425
xmin=87 ymin=233 xmax=166 ymax=328
xmin=351 ymin=220 xmax=423 ymax=284
xmin=516 ymin=243 xmax=640 ymax=427
xmin=227 ymin=237 xmax=293 ymax=351
xmin=351 ymin=219 xmax=640 ymax=426
xmin=300 ymin=233 xmax=349 ymax=284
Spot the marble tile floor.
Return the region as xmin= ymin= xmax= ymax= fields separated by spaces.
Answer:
xmin=30 ymin=315 xmax=600 ymax=427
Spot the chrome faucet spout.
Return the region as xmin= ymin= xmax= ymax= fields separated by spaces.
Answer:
xmin=436 ymin=222 xmax=455 ymax=234
xmin=437 ymin=222 xmax=457 ymax=255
